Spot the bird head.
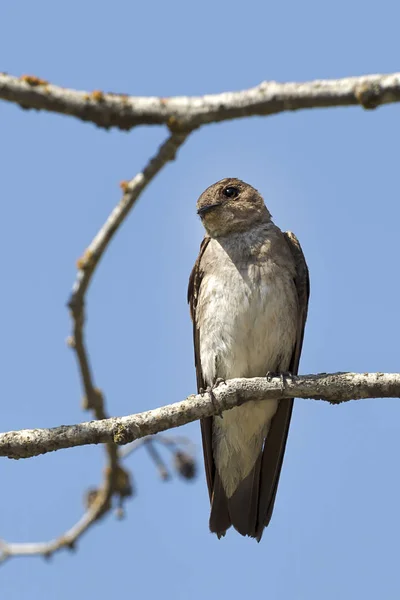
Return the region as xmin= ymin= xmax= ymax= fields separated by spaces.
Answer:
xmin=196 ymin=178 xmax=271 ymax=237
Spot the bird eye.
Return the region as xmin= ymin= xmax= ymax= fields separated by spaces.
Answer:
xmin=223 ymin=186 xmax=239 ymax=198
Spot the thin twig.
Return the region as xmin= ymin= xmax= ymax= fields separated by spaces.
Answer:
xmin=1 ymin=72 xmax=399 ymax=131
xmin=0 ymin=131 xmax=190 ymax=565
xmin=0 ymin=460 xmax=113 ymax=563
xmin=143 ymin=439 xmax=171 ymax=481
xmin=120 ymin=434 xmax=196 ymax=460
xmin=68 ymin=131 xmax=189 ymax=313
xmin=1 ymin=372 xmax=399 ymax=461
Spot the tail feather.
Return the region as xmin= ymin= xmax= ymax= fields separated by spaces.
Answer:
xmin=256 ymin=398 xmax=294 ymax=540
xmin=209 ymin=400 xmax=294 ymax=540
xmin=209 ymin=454 xmax=263 ymax=539
xmin=226 ymin=453 xmax=263 ymax=538
xmin=209 ymin=471 xmax=231 ymax=538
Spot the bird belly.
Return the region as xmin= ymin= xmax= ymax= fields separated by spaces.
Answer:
xmin=199 ymin=266 xmax=297 ymax=497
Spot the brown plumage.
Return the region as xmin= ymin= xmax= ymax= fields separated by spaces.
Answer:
xmin=188 ymin=178 xmax=309 ymax=540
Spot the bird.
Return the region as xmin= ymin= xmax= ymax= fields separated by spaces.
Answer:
xmin=188 ymin=177 xmax=309 ymax=541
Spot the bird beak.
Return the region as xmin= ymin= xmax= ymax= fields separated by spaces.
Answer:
xmin=197 ymin=202 xmax=223 ymax=217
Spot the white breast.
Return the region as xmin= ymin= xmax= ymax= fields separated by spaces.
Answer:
xmin=197 ymin=228 xmax=298 ymax=496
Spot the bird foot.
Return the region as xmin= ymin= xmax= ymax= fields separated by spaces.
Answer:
xmin=200 ymin=378 xmax=226 ymax=417
xmin=265 ymin=371 xmax=293 ymax=392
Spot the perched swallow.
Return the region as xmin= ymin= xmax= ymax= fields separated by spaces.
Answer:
xmin=188 ymin=178 xmax=309 ymax=540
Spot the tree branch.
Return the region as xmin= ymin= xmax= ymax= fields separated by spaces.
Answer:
xmin=1 ymin=72 xmax=399 ymax=131
xmin=0 ymin=131 xmax=192 ymax=566
xmin=67 ymin=130 xmax=189 ymax=315
xmin=2 ymin=67 xmax=397 ymax=563
xmin=65 ymin=130 xmax=188 ymax=549
xmin=0 ymin=372 xmax=398 ymax=461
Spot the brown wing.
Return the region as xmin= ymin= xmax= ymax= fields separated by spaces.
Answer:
xmin=187 ymin=236 xmax=215 ymax=499
xmin=256 ymin=230 xmax=310 ymax=540
xmin=282 ymin=231 xmax=310 ymax=374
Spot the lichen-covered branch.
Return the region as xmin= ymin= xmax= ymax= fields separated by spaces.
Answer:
xmin=1 ymin=72 xmax=399 ymax=131
xmin=0 ymin=372 xmax=399 ymax=462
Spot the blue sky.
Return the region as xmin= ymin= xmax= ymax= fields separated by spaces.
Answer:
xmin=1 ymin=0 xmax=400 ymax=598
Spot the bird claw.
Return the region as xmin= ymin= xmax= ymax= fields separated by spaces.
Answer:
xmin=203 ymin=378 xmax=226 ymax=418
xmin=265 ymin=371 xmax=293 ymax=392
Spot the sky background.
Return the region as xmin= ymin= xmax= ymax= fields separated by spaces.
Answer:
xmin=1 ymin=0 xmax=400 ymax=598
